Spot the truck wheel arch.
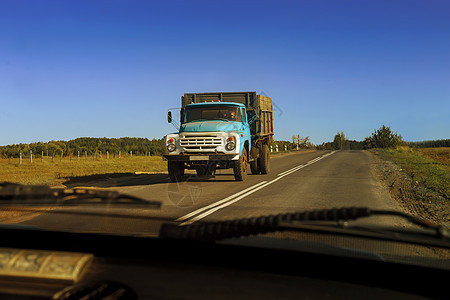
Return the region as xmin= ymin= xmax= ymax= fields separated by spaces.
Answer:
xmin=244 ymin=140 xmax=250 ymax=161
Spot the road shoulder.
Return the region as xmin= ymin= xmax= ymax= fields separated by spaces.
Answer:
xmin=368 ymin=150 xmax=449 ymax=227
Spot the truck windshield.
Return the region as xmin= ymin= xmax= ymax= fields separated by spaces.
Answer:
xmin=185 ymin=106 xmax=241 ymax=123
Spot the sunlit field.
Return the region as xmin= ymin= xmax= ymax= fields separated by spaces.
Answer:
xmin=0 ymin=156 xmax=167 ymax=186
xmin=415 ymin=147 xmax=450 ymax=165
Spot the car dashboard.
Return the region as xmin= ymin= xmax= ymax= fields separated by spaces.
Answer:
xmin=0 ymin=226 xmax=447 ymax=300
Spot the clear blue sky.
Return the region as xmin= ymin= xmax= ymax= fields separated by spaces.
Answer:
xmin=1 ymin=0 xmax=449 ymax=146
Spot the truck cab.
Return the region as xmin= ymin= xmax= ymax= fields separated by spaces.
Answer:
xmin=164 ymin=92 xmax=273 ymax=181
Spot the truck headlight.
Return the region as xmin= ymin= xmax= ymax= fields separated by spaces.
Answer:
xmin=167 ymin=138 xmax=176 ymax=152
xmin=225 ymin=136 xmax=236 ymax=151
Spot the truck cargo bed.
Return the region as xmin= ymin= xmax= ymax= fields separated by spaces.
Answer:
xmin=182 ymin=92 xmax=273 ymax=138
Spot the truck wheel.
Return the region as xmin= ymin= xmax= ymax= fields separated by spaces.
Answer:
xmin=168 ymin=161 xmax=185 ymax=182
xmin=259 ymin=145 xmax=270 ymax=174
xmin=250 ymin=160 xmax=260 ymax=175
xmin=234 ymin=148 xmax=248 ymax=181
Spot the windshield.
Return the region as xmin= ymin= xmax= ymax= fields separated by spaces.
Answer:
xmin=0 ymin=0 xmax=448 ymax=273
xmin=185 ymin=106 xmax=241 ymax=123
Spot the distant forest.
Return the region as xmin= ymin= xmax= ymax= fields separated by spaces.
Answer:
xmin=317 ymin=127 xmax=449 ymax=150
xmin=0 ymin=137 xmax=164 ymax=158
xmin=1 ymin=136 xmax=448 ymax=158
xmin=408 ymin=139 xmax=450 ymax=148
xmin=317 ymin=138 xmax=450 ymax=151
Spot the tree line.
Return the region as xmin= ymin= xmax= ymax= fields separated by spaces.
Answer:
xmin=318 ymin=125 xmax=448 ymax=150
xmin=1 ymin=126 xmax=446 ymax=158
xmin=409 ymin=139 xmax=450 ymax=148
xmin=318 ymin=125 xmax=408 ymax=150
xmin=0 ymin=137 xmax=165 ymax=158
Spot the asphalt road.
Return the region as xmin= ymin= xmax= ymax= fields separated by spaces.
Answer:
xmin=20 ymin=150 xmax=450 ymax=265
xmin=24 ymin=150 xmax=407 ymax=233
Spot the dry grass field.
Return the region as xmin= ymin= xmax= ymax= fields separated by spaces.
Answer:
xmin=0 ymin=156 xmax=167 ymax=186
xmin=415 ymin=147 xmax=450 ymax=165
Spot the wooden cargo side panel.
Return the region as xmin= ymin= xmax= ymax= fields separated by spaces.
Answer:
xmin=182 ymin=92 xmax=257 ymax=108
xmin=256 ymin=95 xmax=274 ymax=138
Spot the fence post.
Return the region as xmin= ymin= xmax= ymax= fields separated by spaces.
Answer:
xmin=41 ymin=151 xmax=44 ymax=162
xmin=85 ymin=151 xmax=87 ymax=160
xmin=60 ymin=151 xmax=63 ymax=161
xmin=19 ymin=151 xmax=22 ymax=165
xmin=78 ymin=151 xmax=80 ymax=161
xmin=107 ymin=151 xmax=109 ymax=159
xmin=119 ymin=151 xmax=121 ymax=158
xmin=30 ymin=150 xmax=33 ymax=163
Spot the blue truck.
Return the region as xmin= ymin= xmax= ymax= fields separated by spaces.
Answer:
xmin=164 ymin=92 xmax=274 ymax=181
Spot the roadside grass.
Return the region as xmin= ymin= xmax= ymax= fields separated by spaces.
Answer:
xmin=377 ymin=147 xmax=449 ymax=200
xmin=0 ymin=156 xmax=167 ymax=186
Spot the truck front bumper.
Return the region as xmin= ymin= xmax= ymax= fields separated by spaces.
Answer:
xmin=163 ymin=154 xmax=239 ymax=162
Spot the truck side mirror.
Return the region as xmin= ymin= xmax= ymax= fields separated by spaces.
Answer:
xmin=167 ymin=111 xmax=172 ymax=123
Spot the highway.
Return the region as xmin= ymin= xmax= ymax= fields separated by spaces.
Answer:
xmin=21 ymin=149 xmax=450 ymax=264
xmin=24 ymin=150 xmax=406 ymax=233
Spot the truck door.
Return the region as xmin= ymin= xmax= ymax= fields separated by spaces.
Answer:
xmin=240 ymin=108 xmax=247 ymax=122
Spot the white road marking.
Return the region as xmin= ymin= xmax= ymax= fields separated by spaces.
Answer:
xmin=180 ymin=179 xmax=280 ymax=225
xmin=277 ymin=164 xmax=305 ymax=176
xmin=175 ymin=181 xmax=268 ymax=222
xmin=177 ymin=151 xmax=336 ymax=225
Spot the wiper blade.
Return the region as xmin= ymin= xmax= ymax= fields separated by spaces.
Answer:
xmin=160 ymin=207 xmax=449 ymax=246
xmin=0 ymin=182 xmax=161 ymax=209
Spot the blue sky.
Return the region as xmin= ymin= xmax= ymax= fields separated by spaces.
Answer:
xmin=1 ymin=0 xmax=449 ymax=146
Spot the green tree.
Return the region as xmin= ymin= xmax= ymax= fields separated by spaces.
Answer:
xmin=366 ymin=125 xmax=405 ymax=149
xmin=333 ymin=132 xmax=349 ymax=150
xmin=292 ymin=135 xmax=311 ymax=149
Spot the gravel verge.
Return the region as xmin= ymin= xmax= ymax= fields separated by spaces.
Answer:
xmin=369 ymin=150 xmax=449 ymax=227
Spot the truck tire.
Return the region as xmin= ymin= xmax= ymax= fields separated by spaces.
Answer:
xmin=250 ymin=159 xmax=260 ymax=175
xmin=168 ymin=161 xmax=185 ymax=182
xmin=259 ymin=144 xmax=270 ymax=174
xmin=233 ymin=148 xmax=248 ymax=181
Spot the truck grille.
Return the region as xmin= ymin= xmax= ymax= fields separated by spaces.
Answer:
xmin=180 ymin=136 xmax=222 ymax=150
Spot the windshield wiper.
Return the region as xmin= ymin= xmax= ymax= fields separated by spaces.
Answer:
xmin=0 ymin=182 xmax=161 ymax=209
xmin=159 ymin=207 xmax=449 ymax=248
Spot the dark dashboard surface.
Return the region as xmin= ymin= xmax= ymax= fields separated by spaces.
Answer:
xmin=0 ymin=227 xmax=447 ymax=299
